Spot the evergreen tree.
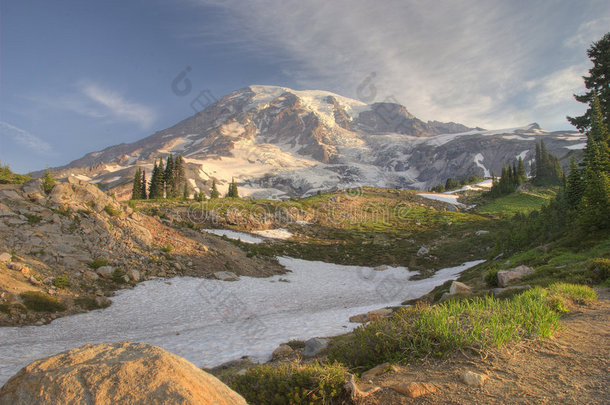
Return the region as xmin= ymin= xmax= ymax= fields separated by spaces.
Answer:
xmin=578 ymin=95 xmax=610 ymax=229
xmin=41 ymin=166 xmax=55 ymax=194
xmin=164 ymin=155 xmax=175 ymax=197
xmin=131 ymin=168 xmax=142 ymax=200
xmin=183 ymin=183 xmax=189 ymax=200
xmin=210 ymin=179 xmax=220 ymax=199
xmin=533 ymin=140 xmax=563 ymax=186
xmin=148 ymin=161 xmax=159 ymax=199
xmin=517 ymin=157 xmax=526 ymax=182
xmin=566 ymin=158 xmax=584 ymax=209
xmin=141 ymin=170 xmax=147 ymax=199
xmin=173 ymin=155 xmax=186 ymax=197
xmin=567 ymin=32 xmax=610 ymax=131
xmin=157 ymin=158 xmax=165 ymax=198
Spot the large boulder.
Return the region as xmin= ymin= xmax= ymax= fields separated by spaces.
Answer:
xmin=0 ymin=342 xmax=247 ymax=405
xmin=497 ymin=265 xmax=534 ymax=287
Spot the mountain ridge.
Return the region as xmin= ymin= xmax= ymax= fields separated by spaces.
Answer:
xmin=39 ymin=85 xmax=585 ymax=200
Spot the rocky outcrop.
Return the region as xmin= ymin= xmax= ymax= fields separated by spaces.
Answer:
xmin=0 ymin=342 xmax=247 ymax=405
xmin=497 ymin=265 xmax=535 ymax=287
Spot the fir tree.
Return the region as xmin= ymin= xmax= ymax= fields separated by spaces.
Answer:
xmin=226 ymin=177 xmax=239 ymax=198
xmin=164 ymin=155 xmax=175 ymax=197
xmin=566 ymin=158 xmax=584 ymax=209
xmin=131 ymin=168 xmax=142 ymax=200
xmin=210 ymin=179 xmax=220 ymax=199
xmin=173 ymin=155 xmax=186 ymax=197
xmin=157 ymin=158 xmax=165 ymax=198
xmin=517 ymin=157 xmax=526 ymax=182
xmin=141 ymin=170 xmax=147 ymax=199
xmin=41 ymin=166 xmax=55 ymax=194
xmin=183 ymin=183 xmax=189 ymax=200
xmin=148 ymin=161 xmax=159 ymax=199
xmin=567 ymin=32 xmax=610 ymax=131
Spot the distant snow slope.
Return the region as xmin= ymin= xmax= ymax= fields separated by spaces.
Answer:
xmin=44 ymin=85 xmax=586 ymax=200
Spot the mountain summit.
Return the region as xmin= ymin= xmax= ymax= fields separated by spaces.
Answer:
xmin=47 ymin=85 xmax=585 ymax=199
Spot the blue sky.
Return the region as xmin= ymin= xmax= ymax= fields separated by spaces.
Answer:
xmin=1 ymin=0 xmax=609 ymax=173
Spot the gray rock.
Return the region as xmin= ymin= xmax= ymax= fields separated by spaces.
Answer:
xmin=374 ymin=265 xmax=388 ymax=271
xmin=126 ymin=269 xmax=141 ymax=282
xmin=0 ymin=252 xmax=12 ymax=263
xmin=213 ymin=271 xmax=240 ymax=281
xmin=491 ymin=285 xmax=531 ymax=296
xmin=366 ymin=308 xmax=393 ymax=321
xmin=83 ymin=271 xmax=100 ymax=281
xmin=497 ymin=265 xmax=534 ymax=287
xmin=475 ymin=230 xmax=489 ymax=236
xmin=417 ymin=246 xmax=429 ymax=257
xmin=349 ymin=313 xmax=369 ymax=323
xmin=96 ymin=266 xmax=115 ymax=278
xmin=461 ymin=370 xmax=488 ymax=386
xmin=271 ymin=344 xmax=294 ymax=360
xmin=449 ymin=281 xmax=472 ymax=295
xmin=304 ymin=338 xmax=329 ymax=357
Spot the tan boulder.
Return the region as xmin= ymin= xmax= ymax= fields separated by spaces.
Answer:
xmin=391 ymin=381 xmax=437 ymax=398
xmin=0 ymin=342 xmax=247 ymax=405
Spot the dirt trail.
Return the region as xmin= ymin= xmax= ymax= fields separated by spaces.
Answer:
xmin=356 ymin=289 xmax=610 ymax=404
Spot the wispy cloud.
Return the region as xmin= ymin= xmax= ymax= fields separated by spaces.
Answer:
xmin=0 ymin=121 xmax=52 ymax=154
xmin=527 ymin=64 xmax=587 ymax=109
xmin=80 ymin=83 xmax=155 ymax=129
xmin=189 ymin=0 xmax=609 ymax=129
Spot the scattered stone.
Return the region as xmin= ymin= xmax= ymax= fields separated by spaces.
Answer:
xmin=461 ymin=370 xmax=489 ymax=386
xmin=497 ymin=265 xmax=534 ymax=287
xmin=374 ymin=265 xmax=388 ymax=271
xmin=361 ymin=362 xmax=392 ymax=380
xmin=83 ymin=271 xmax=100 ymax=281
xmin=349 ymin=313 xmax=369 ymax=323
xmin=344 ymin=373 xmax=381 ymax=401
xmin=392 ymin=382 xmax=437 ymax=398
xmin=0 ymin=252 xmax=12 ymax=263
xmin=303 ymin=338 xmax=329 ymax=357
xmin=126 ymin=269 xmax=141 ymax=282
xmin=0 ymin=342 xmax=247 ymax=405
xmin=449 ymin=281 xmax=472 ymax=295
xmin=174 ymin=262 xmax=182 ymax=271
xmin=417 ymin=246 xmax=429 ymax=257
xmin=366 ymin=308 xmax=393 ymax=321
xmin=7 ymin=262 xmax=26 ymax=271
xmin=475 ymin=230 xmax=490 ymax=236
xmin=493 ymin=253 xmax=504 ymax=261
xmin=271 ymin=344 xmax=294 ymax=360
xmin=96 ymin=266 xmax=115 ymax=279
xmin=491 ymin=285 xmax=532 ymax=296
xmin=20 ymin=267 xmax=31 ymax=277
xmin=28 ymin=276 xmax=42 ymax=286
xmin=213 ymin=271 xmax=240 ymax=281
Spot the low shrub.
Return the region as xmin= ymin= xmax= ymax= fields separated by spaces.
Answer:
xmin=286 ymin=340 xmax=307 ymax=350
xmin=111 ymin=268 xmax=126 ymax=283
xmin=230 ymin=362 xmax=347 ymax=405
xmin=161 ymin=244 xmax=173 ymax=254
xmin=20 ymin=291 xmax=66 ymax=312
xmin=24 ymin=214 xmax=42 ymax=225
xmin=87 ymin=257 xmax=108 ymax=269
xmin=103 ymin=204 xmax=122 ymax=217
xmin=53 ymin=275 xmax=71 ymax=289
xmin=588 ymin=258 xmax=610 ymax=284
xmin=74 ymin=296 xmax=110 ymax=310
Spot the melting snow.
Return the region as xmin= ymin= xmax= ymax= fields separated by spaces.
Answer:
xmin=0 ymin=258 xmax=484 ymax=385
xmin=564 ymin=143 xmax=586 ymax=150
xmin=473 ymin=153 xmax=490 ymax=177
xmin=417 ymin=193 xmax=466 ymax=207
xmin=251 ymin=228 xmax=293 ymax=240
xmin=203 ymin=229 xmax=264 ymax=244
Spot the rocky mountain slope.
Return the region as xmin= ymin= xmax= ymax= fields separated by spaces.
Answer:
xmin=43 ymin=85 xmax=586 ymax=199
xmin=0 ymin=178 xmax=282 ymax=326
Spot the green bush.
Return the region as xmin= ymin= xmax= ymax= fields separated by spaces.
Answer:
xmin=286 ymin=340 xmax=306 ymax=350
xmin=20 ymin=291 xmax=66 ymax=312
xmin=53 ymin=275 xmax=71 ymax=289
xmin=74 ymin=296 xmax=110 ymax=310
xmin=330 ymin=289 xmax=562 ymax=371
xmin=161 ymin=244 xmax=173 ymax=253
xmin=111 ymin=268 xmax=126 ymax=283
xmin=230 ymin=362 xmax=347 ymax=405
xmin=588 ymin=258 xmax=610 ymax=284
xmin=87 ymin=257 xmax=108 ymax=269
xmin=24 ymin=214 xmax=42 ymax=225
xmin=485 ymin=267 xmax=499 ymax=287
xmin=53 ymin=206 xmax=72 ymax=216
xmin=103 ymin=204 xmax=122 ymax=217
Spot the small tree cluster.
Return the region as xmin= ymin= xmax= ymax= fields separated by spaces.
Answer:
xmin=41 ymin=167 xmax=55 ymax=194
xmin=429 ymin=174 xmax=483 ymax=193
xmin=226 ymin=177 xmax=239 ymax=198
xmin=130 ymin=167 xmax=147 ymax=200
xmin=532 ymin=140 xmax=563 ymax=186
xmin=488 ymin=161 xmax=522 ymax=197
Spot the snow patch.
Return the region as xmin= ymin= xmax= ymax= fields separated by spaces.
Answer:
xmin=252 ymin=228 xmax=293 ymax=240
xmin=0 ymin=257 xmax=484 ymax=385
xmin=564 ymin=142 xmax=586 ymax=150
xmin=473 ymin=153 xmax=490 ymax=177
xmin=203 ymin=229 xmax=264 ymax=244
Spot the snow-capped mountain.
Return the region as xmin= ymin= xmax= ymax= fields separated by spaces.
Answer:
xmin=46 ymin=85 xmax=586 ymax=199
